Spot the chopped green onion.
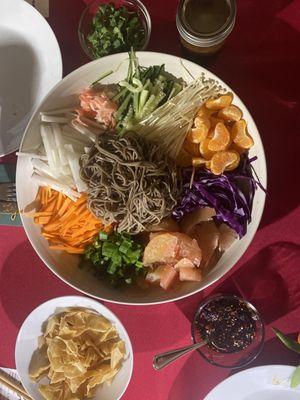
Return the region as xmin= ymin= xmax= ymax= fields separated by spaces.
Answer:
xmin=119 ymin=240 xmax=132 ymax=254
xmin=84 ymin=231 xmax=145 ymax=287
xmin=99 ymin=231 xmax=108 ymax=241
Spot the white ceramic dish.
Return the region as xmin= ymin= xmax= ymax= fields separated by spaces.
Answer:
xmin=15 ymin=296 xmax=133 ymax=400
xmin=204 ymin=365 xmax=300 ymax=400
xmin=16 ymin=51 xmax=267 ymax=305
xmin=0 ymin=0 xmax=62 ymax=156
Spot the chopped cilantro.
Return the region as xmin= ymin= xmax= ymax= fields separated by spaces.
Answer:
xmin=87 ymin=3 xmax=146 ymax=59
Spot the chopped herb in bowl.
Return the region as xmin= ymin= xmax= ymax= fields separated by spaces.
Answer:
xmin=79 ymin=1 xmax=150 ymax=59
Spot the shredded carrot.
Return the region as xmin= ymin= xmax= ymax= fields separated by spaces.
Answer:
xmin=31 ymin=187 xmax=110 ymax=254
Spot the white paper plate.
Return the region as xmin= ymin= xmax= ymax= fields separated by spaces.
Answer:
xmin=15 ymin=296 xmax=133 ymax=400
xmin=16 ymin=51 xmax=267 ymax=304
xmin=0 ymin=0 xmax=62 ymax=156
xmin=205 ymin=365 xmax=300 ymax=400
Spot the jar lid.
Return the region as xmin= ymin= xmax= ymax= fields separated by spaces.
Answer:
xmin=176 ymin=0 xmax=236 ymax=48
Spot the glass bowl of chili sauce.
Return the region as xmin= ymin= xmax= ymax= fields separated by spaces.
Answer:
xmin=192 ymin=294 xmax=265 ymax=369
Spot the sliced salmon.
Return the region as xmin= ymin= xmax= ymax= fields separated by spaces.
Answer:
xmin=218 ymin=223 xmax=238 ymax=252
xmin=145 ymin=267 xmax=163 ymax=284
xmin=147 ymin=218 xmax=180 ymax=233
xmin=79 ymin=88 xmax=118 ymax=128
xmin=172 ymin=232 xmax=202 ymax=267
xmin=180 ymin=207 xmax=216 ymax=235
xmin=146 ymin=265 xmax=178 ymax=290
xmin=179 ymin=267 xmax=202 ymax=282
xmin=174 ymin=258 xmax=195 ymax=269
xmin=159 ymin=265 xmax=178 ymax=290
xmin=192 ymin=221 xmax=220 ymax=267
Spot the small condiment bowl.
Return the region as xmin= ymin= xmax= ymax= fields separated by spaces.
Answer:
xmin=78 ymin=0 xmax=151 ymax=60
xmin=191 ymin=294 xmax=265 ymax=369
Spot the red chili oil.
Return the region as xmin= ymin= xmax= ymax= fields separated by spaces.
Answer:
xmin=195 ymin=297 xmax=257 ymax=353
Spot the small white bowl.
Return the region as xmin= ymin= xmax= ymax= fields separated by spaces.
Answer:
xmin=15 ymin=296 xmax=133 ymax=400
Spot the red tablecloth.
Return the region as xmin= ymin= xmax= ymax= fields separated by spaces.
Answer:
xmin=1 ymin=1 xmax=300 ymax=399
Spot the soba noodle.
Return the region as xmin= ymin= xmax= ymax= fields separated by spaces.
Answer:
xmin=80 ymin=132 xmax=181 ymax=234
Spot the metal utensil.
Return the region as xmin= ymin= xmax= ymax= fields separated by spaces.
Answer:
xmin=0 ymin=183 xmax=16 ymax=202
xmin=0 ymin=368 xmax=33 ymax=400
xmin=153 ymin=341 xmax=208 ymax=370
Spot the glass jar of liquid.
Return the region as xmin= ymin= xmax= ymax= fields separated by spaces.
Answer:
xmin=176 ymin=0 xmax=236 ymax=56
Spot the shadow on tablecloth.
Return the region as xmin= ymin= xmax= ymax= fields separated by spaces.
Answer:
xmin=229 ymin=336 xmax=300 ymax=377
xmin=175 ymin=241 xmax=300 ymax=326
xmin=0 ymin=241 xmax=76 ymax=327
xmin=167 ymin=336 xmax=300 ymax=400
xmin=0 ymin=241 xmax=186 ymax=352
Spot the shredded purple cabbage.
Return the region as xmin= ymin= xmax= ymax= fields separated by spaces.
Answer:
xmin=172 ymin=156 xmax=261 ymax=238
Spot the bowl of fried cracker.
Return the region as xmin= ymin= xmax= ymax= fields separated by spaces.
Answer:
xmin=15 ymin=296 xmax=133 ymax=400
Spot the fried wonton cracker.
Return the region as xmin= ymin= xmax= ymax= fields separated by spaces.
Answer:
xmin=29 ymin=307 xmax=126 ymax=400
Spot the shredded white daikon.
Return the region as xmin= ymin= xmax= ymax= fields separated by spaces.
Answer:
xmin=64 ymin=144 xmax=87 ymax=193
xmin=40 ymin=115 xmax=70 ymax=123
xmin=31 ymin=174 xmax=80 ymax=201
xmin=19 ymin=106 xmax=100 ymax=199
xmin=40 ymin=107 xmax=75 ymax=116
xmin=69 ymin=121 xmax=97 ymax=142
xmin=52 ymin=123 xmax=68 ymax=166
xmin=16 ymin=152 xmax=48 ymax=160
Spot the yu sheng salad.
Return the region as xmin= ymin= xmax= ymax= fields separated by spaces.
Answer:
xmin=20 ymin=51 xmax=263 ymax=291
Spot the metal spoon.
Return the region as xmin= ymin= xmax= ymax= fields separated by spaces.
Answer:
xmin=153 ymin=341 xmax=208 ymax=370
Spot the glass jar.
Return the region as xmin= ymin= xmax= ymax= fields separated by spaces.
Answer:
xmin=176 ymin=0 xmax=236 ymax=56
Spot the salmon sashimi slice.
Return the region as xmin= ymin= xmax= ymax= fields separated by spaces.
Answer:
xmin=180 ymin=207 xmax=216 ymax=235
xmin=192 ymin=221 xmax=220 ymax=267
xmin=171 ymin=232 xmax=202 ymax=267
xmin=218 ymin=223 xmax=238 ymax=251
xmin=146 ymin=265 xmax=178 ymax=290
xmin=147 ymin=218 xmax=180 ymax=233
xmin=179 ymin=267 xmax=202 ymax=282
xmin=174 ymin=258 xmax=195 ymax=269
xmin=159 ymin=265 xmax=178 ymax=290
xmin=79 ymin=88 xmax=118 ymax=128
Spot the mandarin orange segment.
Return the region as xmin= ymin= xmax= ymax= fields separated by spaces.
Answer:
xmin=192 ymin=157 xmax=207 ymax=167
xmin=197 ymin=105 xmax=215 ymax=118
xmin=184 ymin=140 xmax=201 ymax=157
xmin=205 ymin=93 xmax=233 ymax=110
xmin=210 ymin=116 xmax=225 ymax=128
xmin=205 ymin=160 xmax=211 ymax=169
xmin=231 ymin=119 xmax=254 ymax=149
xmin=224 ymin=150 xmax=240 ymax=171
xmin=218 ymin=105 xmax=243 ymax=122
xmin=187 ymin=126 xmax=208 ymax=144
xmin=210 ymin=150 xmax=240 ymax=175
xmin=230 ymin=142 xmax=247 ymax=155
xmin=208 ymin=122 xmax=231 ymax=151
xmin=176 ymin=149 xmax=192 ymax=167
xmin=199 ymin=138 xmax=215 ymax=160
